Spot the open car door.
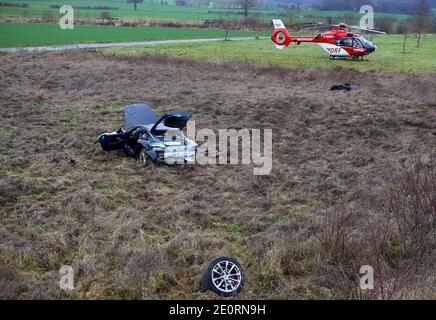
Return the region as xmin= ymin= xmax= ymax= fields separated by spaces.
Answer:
xmin=150 ymin=112 xmax=192 ymax=135
xmin=98 ymin=129 xmax=125 ymax=151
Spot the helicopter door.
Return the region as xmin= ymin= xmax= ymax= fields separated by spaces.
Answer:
xmin=352 ymin=38 xmax=366 ymax=56
xmin=325 ymin=38 xmax=351 ymax=57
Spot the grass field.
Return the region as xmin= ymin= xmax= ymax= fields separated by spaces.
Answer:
xmin=1 ymin=1 xmax=435 ymax=302
xmin=1 ymin=21 xmax=434 ymax=74
xmin=1 ymin=50 xmax=435 ymax=299
xmin=0 ymin=0 xmax=412 ymax=22
xmin=5 ymin=0 xmax=280 ymax=21
xmin=103 ymin=34 xmax=436 ymax=73
xmin=0 ymin=22 xmax=270 ymax=46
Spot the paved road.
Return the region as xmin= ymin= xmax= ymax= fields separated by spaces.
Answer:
xmin=0 ymin=37 xmax=266 ymax=53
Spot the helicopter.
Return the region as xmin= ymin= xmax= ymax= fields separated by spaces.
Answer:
xmin=271 ymin=19 xmax=387 ymax=60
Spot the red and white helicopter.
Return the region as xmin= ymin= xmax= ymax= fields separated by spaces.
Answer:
xmin=271 ymin=19 xmax=387 ymax=60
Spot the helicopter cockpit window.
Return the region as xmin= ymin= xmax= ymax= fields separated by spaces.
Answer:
xmin=353 ymin=38 xmax=363 ymax=48
xmin=359 ymin=37 xmax=373 ymax=48
xmin=337 ymin=38 xmax=353 ymax=47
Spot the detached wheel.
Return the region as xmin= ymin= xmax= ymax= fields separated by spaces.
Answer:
xmin=202 ymin=257 xmax=244 ymax=297
xmin=138 ymin=147 xmax=151 ymax=167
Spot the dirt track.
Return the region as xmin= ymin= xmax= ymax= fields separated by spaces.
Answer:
xmin=0 ymin=37 xmax=261 ymax=53
xmin=0 ymin=51 xmax=435 ymax=299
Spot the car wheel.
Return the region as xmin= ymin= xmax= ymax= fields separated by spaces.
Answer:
xmin=202 ymin=257 xmax=244 ymax=297
xmin=138 ymin=147 xmax=150 ymax=167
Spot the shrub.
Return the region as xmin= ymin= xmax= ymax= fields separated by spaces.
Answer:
xmin=99 ymin=11 xmax=112 ymax=20
xmin=388 ymin=156 xmax=436 ymax=261
xmin=41 ymin=11 xmax=56 ymax=23
xmin=315 ymin=154 xmax=435 ymax=299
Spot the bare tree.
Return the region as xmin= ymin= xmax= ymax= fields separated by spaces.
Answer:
xmin=224 ymin=16 xmax=233 ymax=41
xmin=414 ymin=0 xmax=430 ymax=47
xmin=239 ymin=0 xmax=256 ymax=18
xmin=397 ymin=21 xmax=412 ymax=54
xmin=431 ymin=15 xmax=436 ymax=33
xmin=127 ymin=0 xmax=144 ymax=11
xmin=285 ymin=5 xmax=294 ymax=27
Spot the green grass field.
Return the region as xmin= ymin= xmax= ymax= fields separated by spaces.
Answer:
xmin=0 ymin=22 xmax=269 ymax=46
xmin=0 ymin=0 xmax=412 ymax=22
xmin=4 ymin=0 xmax=279 ymax=21
xmin=103 ymin=34 xmax=436 ymax=74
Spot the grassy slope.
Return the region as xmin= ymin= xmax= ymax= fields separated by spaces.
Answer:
xmin=104 ymin=34 xmax=436 ymax=73
xmin=1 ymin=51 xmax=435 ymax=299
xmin=0 ymin=22 xmax=269 ymax=46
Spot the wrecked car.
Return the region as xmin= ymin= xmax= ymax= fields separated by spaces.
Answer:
xmin=98 ymin=104 xmax=197 ymax=166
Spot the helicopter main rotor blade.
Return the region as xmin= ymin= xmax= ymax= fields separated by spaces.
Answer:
xmin=295 ymin=25 xmax=331 ymax=32
xmin=347 ymin=25 xmax=387 ymax=34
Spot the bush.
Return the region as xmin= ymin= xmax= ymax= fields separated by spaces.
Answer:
xmin=375 ymin=17 xmax=396 ymax=34
xmin=50 ymin=5 xmax=119 ymax=10
xmin=0 ymin=2 xmax=29 ymax=8
xmin=388 ymin=156 xmax=436 ymax=261
xmin=41 ymin=11 xmax=55 ymax=23
xmin=100 ymin=11 xmax=112 ymax=20
xmin=325 ymin=155 xmax=434 ymax=298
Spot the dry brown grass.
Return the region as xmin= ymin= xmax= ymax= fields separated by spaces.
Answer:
xmin=0 ymin=50 xmax=435 ymax=299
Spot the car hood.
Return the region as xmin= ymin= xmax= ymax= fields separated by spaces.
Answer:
xmin=150 ymin=112 xmax=192 ymax=134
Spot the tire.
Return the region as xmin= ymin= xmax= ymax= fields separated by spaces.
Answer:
xmin=138 ymin=147 xmax=151 ymax=167
xmin=201 ymin=257 xmax=244 ymax=297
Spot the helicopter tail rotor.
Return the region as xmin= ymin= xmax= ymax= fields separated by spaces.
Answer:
xmin=271 ymin=19 xmax=292 ymax=48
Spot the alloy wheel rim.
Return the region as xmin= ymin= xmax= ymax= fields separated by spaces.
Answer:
xmin=211 ymin=260 xmax=242 ymax=293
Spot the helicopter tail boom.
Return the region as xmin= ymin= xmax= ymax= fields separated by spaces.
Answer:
xmin=271 ymin=20 xmax=315 ymax=48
